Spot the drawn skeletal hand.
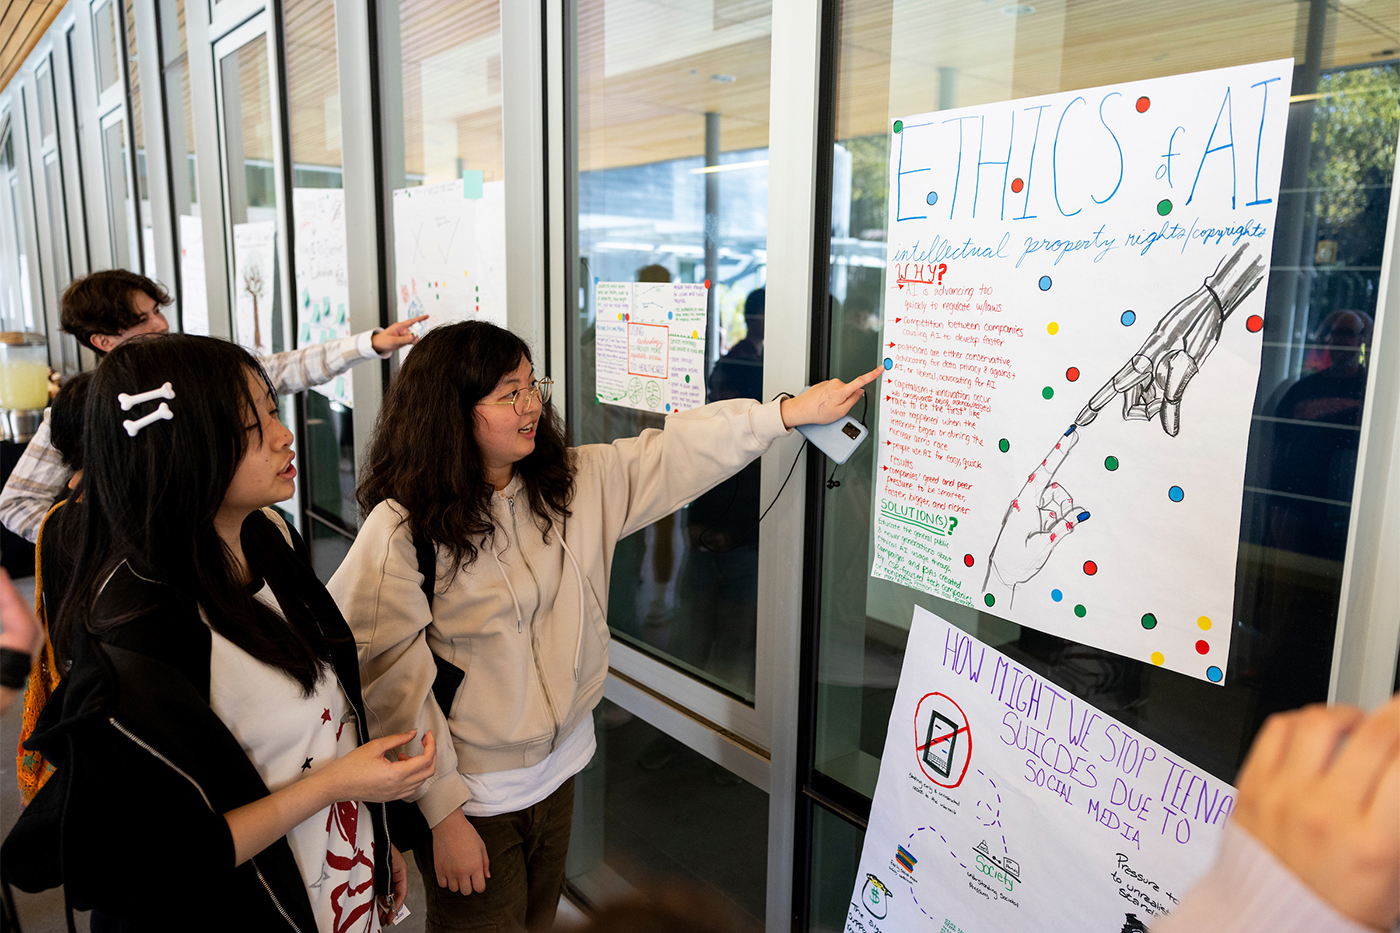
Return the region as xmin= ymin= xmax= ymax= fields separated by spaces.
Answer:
xmin=1075 ymin=243 xmax=1266 ymax=437
xmin=984 ymin=426 xmax=1089 ymax=594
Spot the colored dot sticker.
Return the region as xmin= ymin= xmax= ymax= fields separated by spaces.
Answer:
xmin=665 ymin=403 xmax=671 ymax=412
xmin=1038 ymin=275 xmax=1052 ymax=291
xmin=1042 ymin=386 xmax=1055 ymax=400
xmin=703 ymin=279 xmax=711 ymax=289
xmin=684 ymin=374 xmax=691 ymax=383
xmin=1151 ymin=652 xmax=1165 ymax=666
xmin=1121 ymin=310 xmax=1136 ymax=326
xmin=998 ymin=438 xmax=1010 ymax=453
xmin=963 ymin=554 xmax=975 ymax=567
xmin=883 ymin=357 xmax=894 ymax=370
xmin=1195 ymin=640 xmax=1210 ymax=655
xmin=668 ymin=312 xmax=673 ymax=320
xmin=1074 ymin=604 xmax=1087 ymax=618
xmin=1136 ymin=96 xmax=1151 ymax=113
xmin=1011 ymin=177 xmax=1025 ymax=193
xmin=1246 ymin=314 xmax=1264 ymax=333
xmin=984 ymin=593 xmax=995 ymax=607
xmin=1051 ymin=589 xmax=1063 ymax=602
xmin=926 ymin=191 xmax=939 ymax=206
xmin=1157 ymin=199 xmax=1173 ymax=216
xmin=1141 ymin=612 xmax=1157 ymax=630
xmin=1197 ymin=616 xmax=1212 ymax=631
xmin=1047 ymin=322 xmax=1059 ymax=335
xmin=1066 ymin=366 xmax=1080 ymax=381
xmin=1105 ymin=456 xmax=1119 ymax=471
xmin=1168 ymin=485 xmax=1185 ymax=502
xmin=1207 ymin=666 xmax=1223 ymax=683
xmin=893 ymin=120 xmax=904 ymax=133
xmin=1083 ymin=560 xmax=1097 ymax=575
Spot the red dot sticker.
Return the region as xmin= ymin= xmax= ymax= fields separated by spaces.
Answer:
xmin=1011 ymin=178 xmax=1025 ymax=193
xmin=963 ymin=554 xmax=975 ymax=567
xmin=1066 ymin=366 xmax=1080 ymax=382
xmin=1136 ymin=96 xmax=1150 ymax=113
xmin=1083 ymin=560 xmax=1097 ymax=575
xmin=1195 ymin=640 xmax=1210 ymax=655
xmin=1246 ymin=314 xmax=1264 ymax=333
xmin=703 ymin=279 xmax=711 ymax=289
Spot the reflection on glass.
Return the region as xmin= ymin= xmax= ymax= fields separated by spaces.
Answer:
xmin=160 ymin=0 xmax=206 ymax=332
xmin=43 ymin=158 xmax=70 ymax=293
xmin=101 ymin=118 xmax=137 ymax=272
xmin=93 ymin=0 xmax=120 ymax=93
xmin=1 ymin=134 xmax=37 ymax=331
xmin=566 ymin=699 xmax=767 ymax=923
xmin=569 ymin=0 xmax=773 ymax=702
xmin=809 ymin=803 xmax=866 ymax=933
xmin=37 ymin=67 xmax=56 ymax=140
xmin=810 ymin=0 xmax=1398 ymax=836
xmin=120 ymin=0 xmax=153 ymax=277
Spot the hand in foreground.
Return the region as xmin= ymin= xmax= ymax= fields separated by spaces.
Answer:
xmin=320 ymin=729 xmax=437 ymax=804
xmin=1232 ymin=694 xmax=1400 ymax=930
xmin=372 ymin=315 xmax=430 ymax=354
xmin=432 ymin=807 xmax=491 ymax=894
xmin=780 ymin=365 xmax=883 ymax=429
xmin=377 ymin=845 xmax=410 ymax=926
xmin=0 ymin=568 xmax=42 ymax=657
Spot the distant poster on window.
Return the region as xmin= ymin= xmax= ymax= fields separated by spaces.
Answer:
xmin=177 ymin=214 xmax=209 ymax=336
xmin=232 ymin=220 xmax=278 ymax=355
xmin=293 ymin=188 xmax=353 ymax=408
xmin=845 ymin=605 xmax=1234 ymax=933
xmin=594 ymin=280 xmax=707 ymax=414
xmin=391 ymin=176 xmax=506 ymax=329
xmin=870 ymin=60 xmax=1292 ymax=684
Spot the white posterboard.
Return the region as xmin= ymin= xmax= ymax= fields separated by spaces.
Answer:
xmin=845 ymin=606 xmax=1234 ymax=933
xmin=177 ymin=214 xmax=209 ymax=336
xmin=292 ymin=188 xmax=353 ymax=407
xmin=391 ymin=177 xmax=506 ymax=328
xmin=594 ymin=280 xmax=707 ymax=414
xmin=232 ymin=221 xmax=277 ymax=355
xmin=871 ymin=60 xmax=1292 ymax=684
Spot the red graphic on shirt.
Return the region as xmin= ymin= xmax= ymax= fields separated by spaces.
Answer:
xmin=325 ymin=799 xmax=377 ymax=933
xmin=321 ymin=708 xmax=332 ymax=724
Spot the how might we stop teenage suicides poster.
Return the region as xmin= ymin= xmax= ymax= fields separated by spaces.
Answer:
xmin=872 ymin=61 xmax=1292 ymax=684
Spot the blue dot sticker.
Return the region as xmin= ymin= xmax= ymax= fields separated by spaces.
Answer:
xmin=1121 ymin=310 xmax=1136 ymax=326
xmin=1168 ymin=485 xmax=1185 ymax=502
xmin=1038 ymin=276 xmax=1052 ymax=291
xmin=1051 ymin=589 xmax=1063 ymax=602
xmin=926 ymin=191 xmax=939 ymax=206
xmin=1207 ymin=666 xmax=1223 ymax=683
xmin=668 ymin=312 xmax=673 ymax=320
xmin=883 ymin=358 xmax=893 ymax=370
xmin=665 ymin=403 xmax=672 ymax=412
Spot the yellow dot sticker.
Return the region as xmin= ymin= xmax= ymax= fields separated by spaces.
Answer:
xmin=1150 ymin=652 xmax=1165 ymax=666
xmin=618 ymin=313 xmax=624 ymax=320
xmin=1047 ymin=322 xmax=1059 ymax=335
xmin=1197 ymin=616 xmax=1212 ymax=631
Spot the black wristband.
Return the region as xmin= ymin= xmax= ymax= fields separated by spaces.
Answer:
xmin=0 ymin=647 xmax=31 ymax=689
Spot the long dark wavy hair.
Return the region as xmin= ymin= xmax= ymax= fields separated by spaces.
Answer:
xmin=357 ymin=321 xmax=574 ymax=577
xmin=55 ymin=334 xmax=337 ymax=693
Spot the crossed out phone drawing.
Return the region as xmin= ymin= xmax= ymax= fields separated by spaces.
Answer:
xmin=923 ymin=710 xmax=960 ymax=778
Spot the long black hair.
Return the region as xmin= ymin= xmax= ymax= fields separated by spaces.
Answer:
xmin=54 ymin=334 xmax=335 ymax=692
xmin=357 ymin=321 xmax=574 ymax=577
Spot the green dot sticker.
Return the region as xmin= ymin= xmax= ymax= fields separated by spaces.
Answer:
xmin=1105 ymin=456 xmax=1119 ymax=471
xmin=1042 ymin=386 xmax=1055 ymax=400
xmin=684 ymin=375 xmax=690 ymax=383
xmin=893 ymin=120 xmax=904 ymax=133
xmin=1074 ymin=604 xmax=1087 ymax=618
xmin=998 ymin=438 xmax=1010 ymax=453
xmin=1157 ymin=199 xmax=1172 ymax=216
xmin=984 ymin=593 xmax=995 ymax=607
xmin=1141 ymin=613 xmax=1157 ymax=630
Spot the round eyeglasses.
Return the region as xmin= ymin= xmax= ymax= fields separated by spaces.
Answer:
xmin=479 ymin=377 xmax=553 ymax=415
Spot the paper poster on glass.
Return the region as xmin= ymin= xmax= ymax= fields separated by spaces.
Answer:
xmin=845 ymin=606 xmax=1234 ymax=933
xmin=293 ymin=188 xmax=353 ymax=407
xmin=594 ymin=280 xmax=707 ymax=414
xmin=391 ymin=174 xmax=506 ymax=330
xmin=870 ymin=60 xmax=1293 ymax=684
xmin=232 ymin=221 xmax=277 ymax=355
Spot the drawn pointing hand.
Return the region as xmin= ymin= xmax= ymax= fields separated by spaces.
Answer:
xmin=984 ymin=426 xmax=1089 ymax=594
xmin=1076 ymin=243 xmax=1265 ymax=437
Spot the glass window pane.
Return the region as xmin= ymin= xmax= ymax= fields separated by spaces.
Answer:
xmin=101 ymin=117 xmax=137 ymax=272
xmin=124 ymin=0 xmax=154 ymax=278
xmin=1 ymin=132 xmax=37 ymax=332
xmin=93 ymin=0 xmax=121 ymax=93
xmin=566 ymin=699 xmax=767 ymax=923
xmin=809 ymin=803 xmax=865 ymax=933
xmin=160 ymin=0 xmax=207 ymax=333
xmin=37 ymin=67 xmax=56 ymax=140
xmin=567 ymin=0 xmax=773 ymax=703
xmin=810 ymin=0 xmax=1399 ymax=813
xmin=43 ymin=156 xmax=70 ymax=293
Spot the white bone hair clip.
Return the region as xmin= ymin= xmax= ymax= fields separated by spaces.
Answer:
xmin=119 ymin=382 xmax=176 ymax=437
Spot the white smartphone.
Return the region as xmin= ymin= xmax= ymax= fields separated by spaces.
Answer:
xmin=795 ymin=410 xmax=869 ymax=464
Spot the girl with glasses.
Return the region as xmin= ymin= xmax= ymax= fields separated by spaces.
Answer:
xmin=330 ymin=320 xmax=879 ymax=933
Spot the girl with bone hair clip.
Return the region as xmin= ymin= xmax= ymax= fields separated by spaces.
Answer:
xmin=2 ymin=334 xmax=435 ymax=932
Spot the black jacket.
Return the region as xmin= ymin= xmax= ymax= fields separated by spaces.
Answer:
xmin=1 ymin=512 xmax=393 ymax=932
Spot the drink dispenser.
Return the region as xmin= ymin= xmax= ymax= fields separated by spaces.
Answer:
xmin=0 ymin=333 xmax=52 ymax=442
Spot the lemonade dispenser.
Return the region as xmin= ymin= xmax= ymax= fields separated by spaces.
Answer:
xmin=0 ymin=332 xmax=52 ymax=442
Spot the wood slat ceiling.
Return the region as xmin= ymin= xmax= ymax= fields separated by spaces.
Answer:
xmin=1 ymin=0 xmax=67 ymax=94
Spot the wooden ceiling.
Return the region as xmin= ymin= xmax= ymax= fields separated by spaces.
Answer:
xmin=1 ymin=0 xmax=66 ymax=93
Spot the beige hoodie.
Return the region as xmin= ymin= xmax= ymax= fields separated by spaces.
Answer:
xmin=327 ymin=398 xmax=790 ymax=827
